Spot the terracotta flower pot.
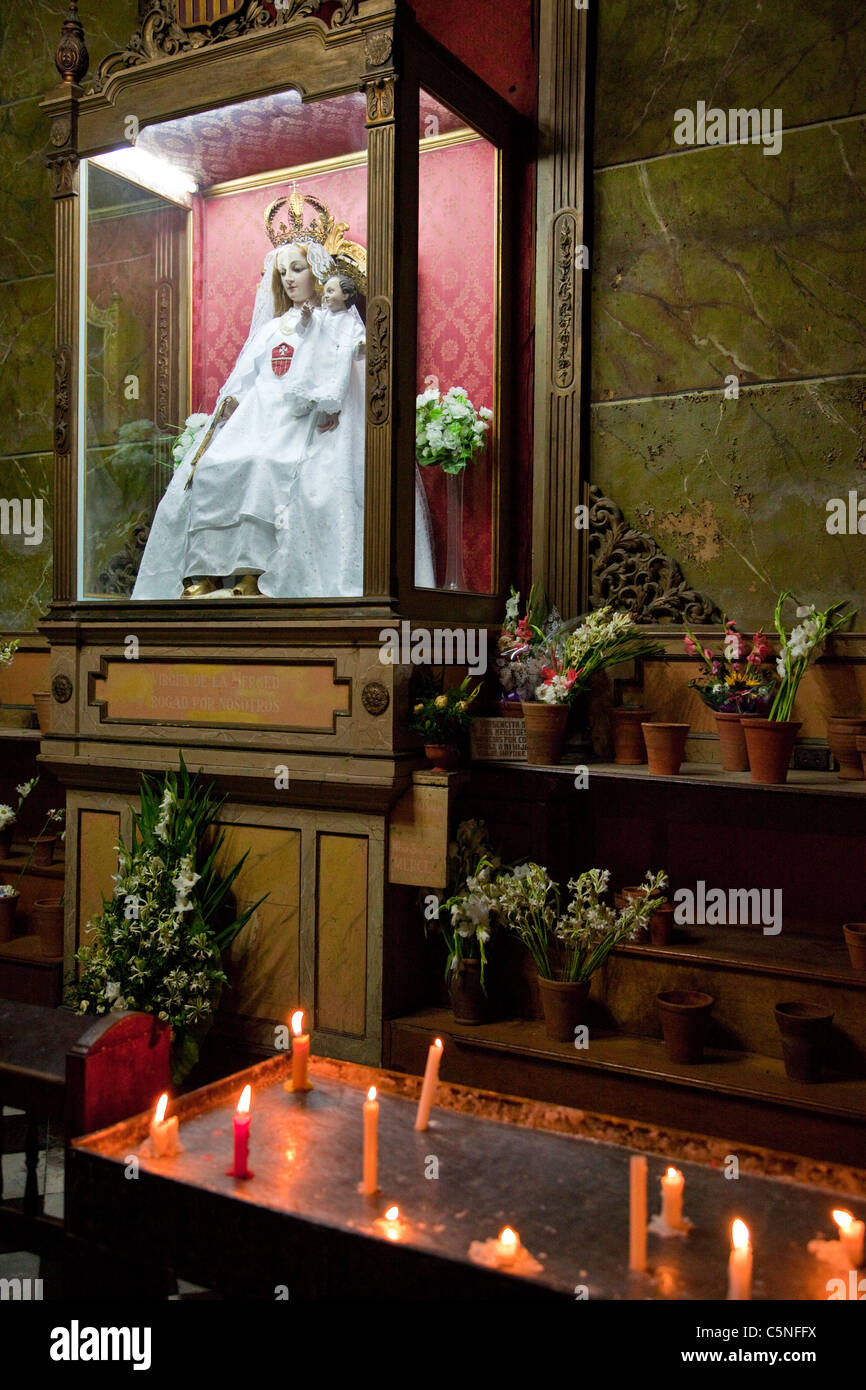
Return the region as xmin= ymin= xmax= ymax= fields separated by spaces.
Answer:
xmin=641 ymin=723 xmax=690 ymax=776
xmin=0 ymin=892 xmax=19 ymax=944
xmin=611 ymin=708 xmax=652 ymax=765
xmin=28 ymin=834 xmax=57 ymax=867
xmin=33 ymin=692 xmax=51 ymax=733
xmin=656 ymin=989 xmax=714 ymax=1063
xmin=424 ymin=744 xmax=460 ymax=772
xmin=827 ymin=716 xmax=866 ymax=777
xmin=523 ymin=702 xmax=569 ymax=766
xmin=30 ymin=898 xmax=64 ymax=957
xmin=0 ymin=825 xmax=13 ymax=860
xmin=449 ymin=958 xmax=488 ymax=1025
xmin=741 ymin=718 xmax=801 ymax=785
xmin=649 ymin=903 xmax=676 ymax=946
xmin=775 ymin=1001 xmax=833 ymax=1083
xmin=621 ymin=885 xmax=662 ymax=943
xmin=842 ymin=923 xmax=866 ymax=971
xmin=537 ymin=975 xmax=590 ymax=1042
xmin=713 ymin=711 xmax=750 ymax=772
xmin=498 ymin=700 xmax=524 ymax=719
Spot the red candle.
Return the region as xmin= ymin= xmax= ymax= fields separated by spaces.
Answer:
xmin=229 ymin=1083 xmax=253 ymax=1179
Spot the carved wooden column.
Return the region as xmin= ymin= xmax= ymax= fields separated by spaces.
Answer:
xmin=363 ymin=25 xmax=401 ymax=600
xmin=532 ymin=0 xmax=591 ymax=616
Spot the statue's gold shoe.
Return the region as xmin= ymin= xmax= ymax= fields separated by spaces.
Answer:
xmin=182 ymin=576 xmax=220 ymax=598
xmin=231 ymin=573 xmax=263 ymax=597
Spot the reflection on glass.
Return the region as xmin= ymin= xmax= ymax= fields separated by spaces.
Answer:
xmin=415 ymin=92 xmax=498 ymax=593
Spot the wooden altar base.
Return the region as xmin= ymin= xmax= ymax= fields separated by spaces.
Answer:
xmin=66 ymin=1055 xmax=866 ymax=1301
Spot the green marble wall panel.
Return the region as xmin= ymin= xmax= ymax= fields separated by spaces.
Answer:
xmin=0 ymin=275 xmax=54 ymax=458
xmin=591 ymin=119 xmax=866 ymax=402
xmin=0 ymin=0 xmax=135 ymax=105
xmin=595 ymin=0 xmax=866 ymax=168
xmin=0 ymin=97 xmax=54 ymax=282
xmin=590 ymin=376 xmax=866 ymax=632
xmin=0 ymin=452 xmax=52 ymax=630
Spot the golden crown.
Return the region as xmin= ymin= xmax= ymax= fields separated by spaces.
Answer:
xmin=265 ymin=191 xmax=367 ymax=295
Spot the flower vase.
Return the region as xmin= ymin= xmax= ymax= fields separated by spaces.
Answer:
xmin=523 ymin=703 xmax=569 ymax=765
xmin=641 ymin=722 xmax=690 ymax=775
xmin=442 ymin=469 xmax=467 ymax=591
xmin=449 ymin=958 xmax=488 ymax=1025
xmin=741 ymin=718 xmax=800 ymax=785
xmin=610 ymin=707 xmax=652 ymax=765
xmin=713 ymin=711 xmax=750 ymax=772
xmin=827 ymin=715 xmax=866 ymax=779
xmin=656 ymin=989 xmax=714 ymax=1063
xmin=31 ymin=898 xmax=64 ymax=957
xmin=537 ymin=976 xmax=590 ymax=1042
xmin=424 ymin=744 xmax=461 ymax=772
xmin=774 ymin=1002 xmax=833 ymax=1082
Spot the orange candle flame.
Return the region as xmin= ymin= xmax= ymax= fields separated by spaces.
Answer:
xmin=833 ymin=1209 xmax=854 ymax=1231
xmin=499 ymin=1226 xmax=518 ymax=1250
xmin=434 ymin=1037 xmax=443 ymax=1050
xmin=291 ymin=1010 xmax=304 ymax=1036
xmin=237 ymin=1084 xmax=251 ymax=1115
xmin=154 ymin=1093 xmax=168 ymax=1125
xmin=666 ymin=1166 xmax=680 ymax=1180
xmin=732 ymin=1219 xmax=750 ymax=1250
xmin=367 ymin=1085 xmax=377 ymax=1102
xmin=385 ymin=1205 xmax=399 ymax=1221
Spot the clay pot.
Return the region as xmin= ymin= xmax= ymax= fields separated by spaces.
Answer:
xmin=827 ymin=716 xmax=866 ymax=779
xmin=775 ymin=1001 xmax=833 ymax=1083
xmin=0 ymin=825 xmax=12 ymax=860
xmin=33 ymin=692 xmax=51 ymax=733
xmin=656 ymin=989 xmax=714 ymax=1063
xmin=449 ymin=958 xmax=487 ymax=1025
xmin=610 ymin=707 xmax=652 ymax=765
xmin=713 ymin=711 xmax=750 ymax=772
xmin=30 ymin=898 xmax=64 ymax=957
xmin=0 ymin=892 xmax=19 ymax=944
xmin=649 ymin=903 xmax=676 ymax=946
xmin=537 ymin=975 xmax=590 ymax=1042
xmin=28 ymin=834 xmax=57 ymax=867
xmin=523 ymin=702 xmax=569 ymax=766
xmin=642 ymin=723 xmax=690 ymax=776
xmin=621 ymin=885 xmax=662 ymax=943
xmin=842 ymin=923 xmax=866 ymax=971
xmin=424 ymin=744 xmax=460 ymax=772
xmin=498 ymin=700 xmax=524 ymax=719
xmin=741 ymin=718 xmax=800 ymax=785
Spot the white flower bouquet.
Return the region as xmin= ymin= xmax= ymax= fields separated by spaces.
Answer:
xmin=770 ymin=591 xmax=855 ymax=721
xmin=416 ymin=386 xmax=492 ymax=475
xmin=435 ymin=820 xmax=502 ymax=989
xmin=172 ymin=413 xmax=211 ymax=469
xmin=66 ymin=753 xmax=267 ymax=1082
xmin=534 ymin=607 xmax=665 ymax=706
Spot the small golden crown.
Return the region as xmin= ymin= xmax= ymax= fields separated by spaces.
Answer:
xmin=265 ymin=191 xmax=367 ymax=295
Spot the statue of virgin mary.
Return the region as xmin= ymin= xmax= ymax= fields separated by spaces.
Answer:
xmin=132 ymin=193 xmax=435 ymax=598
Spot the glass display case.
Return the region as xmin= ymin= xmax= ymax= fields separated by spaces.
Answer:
xmin=44 ymin=0 xmax=518 ymax=620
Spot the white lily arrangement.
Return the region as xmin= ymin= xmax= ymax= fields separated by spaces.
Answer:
xmin=0 ymin=779 xmax=34 ymax=832
xmin=435 ymin=820 xmax=502 ymax=989
xmin=770 ymin=592 xmax=855 ymax=721
xmin=172 ymin=413 xmax=210 ymax=469
xmin=67 ymin=753 xmax=267 ymax=1082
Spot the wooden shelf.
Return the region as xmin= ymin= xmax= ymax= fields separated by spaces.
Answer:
xmin=473 ymin=758 xmax=866 ymax=797
xmin=616 ymin=925 xmax=866 ymax=988
xmin=0 ymin=727 xmax=41 ymax=740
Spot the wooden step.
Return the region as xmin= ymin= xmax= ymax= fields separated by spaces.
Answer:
xmin=386 ymin=1009 xmax=866 ymax=1167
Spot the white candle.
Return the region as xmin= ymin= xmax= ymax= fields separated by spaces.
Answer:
xmin=149 ymin=1092 xmax=178 ymax=1157
xmin=833 ymin=1209 xmax=865 ymax=1267
xmin=496 ymin=1226 xmax=520 ymax=1266
xmin=661 ymin=1166 xmax=685 ymax=1230
xmin=289 ymin=1009 xmax=312 ymax=1092
xmin=414 ymin=1037 xmax=443 ymax=1131
xmin=360 ymin=1085 xmax=378 ymax=1194
xmin=629 ymin=1155 xmax=647 ymax=1271
xmin=727 ymin=1219 xmax=752 ymax=1300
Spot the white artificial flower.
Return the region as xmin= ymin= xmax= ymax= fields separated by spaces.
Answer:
xmin=776 ymin=655 xmax=787 ymax=678
xmin=104 ymin=981 xmax=121 ymax=1001
xmin=0 ymin=804 xmax=15 ymax=829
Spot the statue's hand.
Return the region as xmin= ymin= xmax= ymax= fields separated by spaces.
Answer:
xmin=317 ymin=411 xmax=340 ymax=433
xmin=300 ymin=300 xmax=314 ymax=324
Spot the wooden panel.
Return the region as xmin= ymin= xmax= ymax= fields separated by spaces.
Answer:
xmin=316 ymin=833 xmax=368 ymax=1036
xmin=0 ymin=650 xmax=50 ymax=704
xmin=213 ymin=824 xmax=301 ymax=1026
xmin=77 ymin=810 xmax=120 ymax=948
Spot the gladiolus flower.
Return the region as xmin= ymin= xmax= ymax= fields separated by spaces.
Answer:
xmin=683 ymin=635 xmax=698 ymax=656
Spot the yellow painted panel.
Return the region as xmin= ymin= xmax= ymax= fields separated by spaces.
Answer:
xmin=92 ymin=660 xmax=349 ymax=730
xmin=316 ymin=834 xmax=368 ymax=1037
xmin=213 ymin=824 xmax=301 ymax=1025
xmin=78 ymin=810 xmax=121 ymax=948
xmin=1 ymin=650 xmax=50 ymax=704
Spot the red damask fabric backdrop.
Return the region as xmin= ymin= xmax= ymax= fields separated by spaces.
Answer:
xmin=194 ymin=138 xmax=496 ymax=589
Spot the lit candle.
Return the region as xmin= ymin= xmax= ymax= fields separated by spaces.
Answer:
xmin=382 ymin=1205 xmax=402 ymax=1241
xmin=661 ymin=1167 xmax=685 ymax=1230
xmin=496 ymin=1226 xmax=520 ymax=1266
xmin=414 ymin=1037 xmax=443 ymax=1131
xmin=149 ymin=1092 xmax=178 ymax=1157
xmin=285 ymin=1009 xmax=313 ymax=1093
xmin=359 ymin=1085 xmax=378 ymax=1194
xmin=230 ymin=1084 xmax=253 ymax=1179
xmin=727 ymin=1219 xmax=752 ymax=1300
xmin=833 ymin=1209 xmax=865 ymax=1267
xmin=629 ymin=1155 xmax=647 ymax=1271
